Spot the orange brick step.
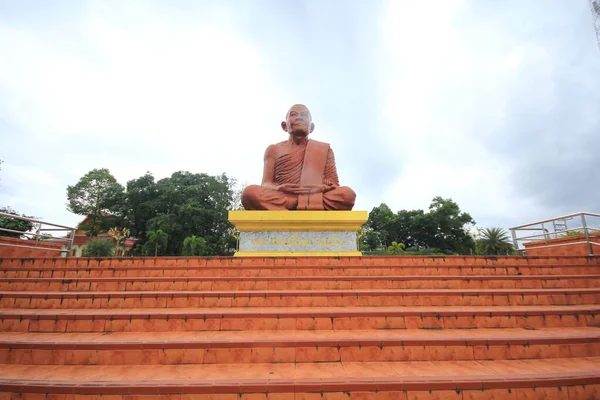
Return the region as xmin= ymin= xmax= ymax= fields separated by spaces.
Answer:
xmin=3 ymin=255 xmax=598 ymax=266
xmin=0 ymin=255 xmax=598 ymax=400
xmin=3 ymin=264 xmax=600 ymax=279
xmin=1 ymin=288 xmax=598 ymax=308
xmin=6 ymin=388 xmax=598 ymax=400
xmin=1 ymin=328 xmax=599 ymax=365
xmin=1 ymin=306 xmax=597 ymax=332
xmin=1 ymin=274 xmax=598 ymax=291
xmin=0 ymin=357 xmax=598 ymax=398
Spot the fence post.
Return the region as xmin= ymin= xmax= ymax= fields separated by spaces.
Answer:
xmin=510 ymin=229 xmax=520 ymax=256
xmin=34 ymin=223 xmax=41 ymax=247
xmin=66 ymin=229 xmax=76 ymax=258
xmin=581 ymin=214 xmax=594 ymax=256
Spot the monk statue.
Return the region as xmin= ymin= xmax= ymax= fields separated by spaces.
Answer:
xmin=241 ymin=104 xmax=356 ymax=211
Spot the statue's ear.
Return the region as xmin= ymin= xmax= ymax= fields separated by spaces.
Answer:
xmin=310 ymin=123 xmax=315 ymax=133
xmin=281 ymin=121 xmax=288 ymax=132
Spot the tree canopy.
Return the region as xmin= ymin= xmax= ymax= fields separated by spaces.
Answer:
xmin=142 ymin=172 xmax=235 ymax=256
xmin=66 ymin=168 xmax=124 ymax=237
xmin=124 ymin=172 xmax=158 ymax=238
xmin=361 ymin=197 xmax=476 ymax=255
xmin=68 ymin=169 xmax=237 ymax=256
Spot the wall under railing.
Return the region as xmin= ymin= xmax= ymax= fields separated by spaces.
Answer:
xmin=510 ymin=212 xmax=600 ymax=256
xmin=0 ymin=212 xmax=76 ymax=257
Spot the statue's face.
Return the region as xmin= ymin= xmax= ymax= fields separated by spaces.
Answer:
xmin=282 ymin=104 xmax=314 ymax=136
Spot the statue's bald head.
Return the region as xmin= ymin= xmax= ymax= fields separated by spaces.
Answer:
xmin=282 ymin=104 xmax=314 ymax=136
xmin=286 ymin=104 xmax=311 ymax=119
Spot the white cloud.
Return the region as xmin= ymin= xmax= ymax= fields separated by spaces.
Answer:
xmin=375 ymin=0 xmax=599 ymax=229
xmin=0 ymin=2 xmax=292 ymax=225
xmin=0 ymin=0 xmax=598 ymax=232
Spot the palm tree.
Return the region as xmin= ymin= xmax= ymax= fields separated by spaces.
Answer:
xmin=182 ymin=235 xmax=206 ymax=256
xmin=146 ymin=229 xmax=168 ymax=256
xmin=387 ymin=241 xmax=406 ymax=255
xmin=476 ymin=228 xmax=513 ymax=255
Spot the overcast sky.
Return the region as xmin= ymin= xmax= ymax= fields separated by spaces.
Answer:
xmin=1 ymin=0 xmax=599 ymax=233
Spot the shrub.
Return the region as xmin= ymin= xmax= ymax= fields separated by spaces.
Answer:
xmin=361 ymin=248 xmax=388 ymax=256
xmin=564 ymin=230 xmax=585 ymax=237
xmin=405 ymin=247 xmax=449 ymax=256
xmin=83 ymin=239 xmax=115 ymax=257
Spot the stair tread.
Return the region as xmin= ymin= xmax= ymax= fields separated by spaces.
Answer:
xmin=0 ymin=357 xmax=598 ymax=385
xmin=2 ymin=262 xmax=597 ymax=270
xmin=2 ymin=304 xmax=598 ymax=315
xmin=2 ymin=287 xmax=598 ymax=295
xmin=1 ymin=327 xmax=599 ymax=347
xmin=3 ymin=274 xmax=599 ymax=281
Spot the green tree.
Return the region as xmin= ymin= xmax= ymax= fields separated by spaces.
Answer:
xmin=68 ymin=169 xmax=240 ymax=256
xmin=182 ymin=235 xmax=207 ymax=256
xmin=476 ymin=227 xmax=513 ymax=255
xmin=83 ymin=238 xmax=115 ymax=257
xmin=363 ymin=197 xmax=475 ymax=255
xmin=363 ymin=203 xmax=395 ymax=250
xmin=0 ymin=207 xmax=36 ymax=238
xmin=66 ymin=169 xmax=125 ymax=237
xmin=359 ymin=229 xmax=385 ymax=253
xmin=146 ymin=229 xmax=168 ymax=256
xmin=124 ymin=172 xmax=158 ymax=238
xmin=419 ymin=197 xmax=475 ymax=254
xmin=386 ymin=241 xmax=406 ymax=255
xmin=389 ymin=209 xmax=425 ymax=249
xmin=145 ymin=171 xmax=235 ymax=256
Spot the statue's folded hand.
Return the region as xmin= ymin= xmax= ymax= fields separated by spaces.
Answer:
xmin=321 ymin=180 xmax=338 ymax=192
xmin=275 ymin=183 xmax=311 ymax=194
xmin=303 ymin=184 xmax=335 ymax=193
xmin=275 ymin=184 xmax=335 ymax=194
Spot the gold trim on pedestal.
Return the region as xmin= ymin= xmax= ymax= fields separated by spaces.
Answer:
xmin=228 ymin=210 xmax=368 ymax=232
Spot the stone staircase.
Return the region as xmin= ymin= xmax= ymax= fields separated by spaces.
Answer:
xmin=0 ymin=255 xmax=598 ymax=399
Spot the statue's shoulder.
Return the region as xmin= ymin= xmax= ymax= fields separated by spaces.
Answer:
xmin=308 ymin=139 xmax=331 ymax=149
xmin=264 ymin=141 xmax=286 ymax=158
xmin=269 ymin=140 xmax=288 ymax=150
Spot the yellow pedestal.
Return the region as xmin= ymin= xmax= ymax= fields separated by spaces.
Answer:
xmin=228 ymin=210 xmax=367 ymax=257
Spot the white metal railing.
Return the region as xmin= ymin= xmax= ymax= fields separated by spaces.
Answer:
xmin=509 ymin=212 xmax=600 ymax=256
xmin=0 ymin=211 xmax=76 ymax=257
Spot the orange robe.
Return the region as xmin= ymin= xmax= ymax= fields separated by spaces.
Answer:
xmin=241 ymin=140 xmax=355 ymax=211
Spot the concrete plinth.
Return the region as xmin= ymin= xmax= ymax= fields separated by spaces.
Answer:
xmin=228 ymin=210 xmax=368 ymax=257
